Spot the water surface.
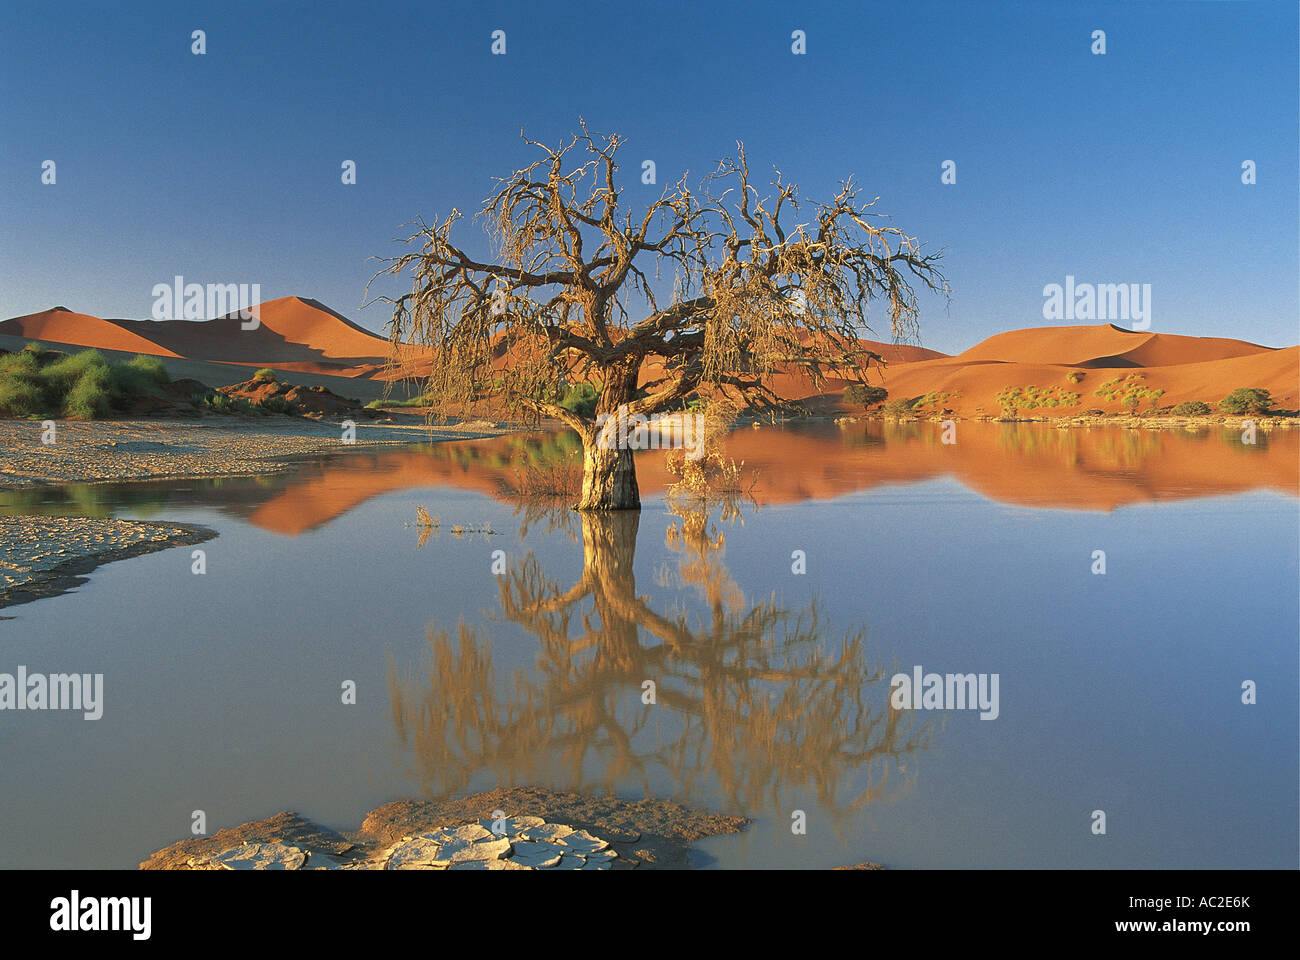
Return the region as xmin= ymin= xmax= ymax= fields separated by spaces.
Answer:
xmin=1 ymin=421 xmax=1295 ymax=868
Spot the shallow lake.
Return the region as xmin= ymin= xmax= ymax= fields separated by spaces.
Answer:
xmin=1 ymin=421 xmax=1296 ymax=868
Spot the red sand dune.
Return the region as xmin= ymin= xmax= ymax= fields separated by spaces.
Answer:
xmin=1 ymin=307 xmax=182 ymax=357
xmin=0 ymin=297 xmax=399 ymax=373
xmin=3 ymin=301 xmax=1294 ymax=417
xmin=102 ymin=296 xmax=393 ymax=367
xmin=874 ymin=343 xmax=1298 ymax=417
xmin=954 ymin=323 xmax=1275 ymax=367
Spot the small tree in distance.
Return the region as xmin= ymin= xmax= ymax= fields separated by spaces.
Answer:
xmin=844 ymin=383 xmax=888 ymax=410
xmin=1219 ymin=388 xmax=1272 ymax=415
xmin=371 ymin=123 xmax=947 ymax=510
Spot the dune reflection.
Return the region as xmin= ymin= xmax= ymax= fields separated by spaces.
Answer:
xmin=253 ymin=422 xmax=1300 ymax=533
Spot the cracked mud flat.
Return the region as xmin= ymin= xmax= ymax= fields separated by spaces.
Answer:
xmin=140 ymin=787 xmax=750 ymax=871
xmin=0 ymin=417 xmax=508 ymax=489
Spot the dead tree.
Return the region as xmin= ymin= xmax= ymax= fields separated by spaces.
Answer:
xmin=371 ymin=122 xmax=946 ymax=509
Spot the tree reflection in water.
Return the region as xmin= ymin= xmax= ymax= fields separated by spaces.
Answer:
xmin=388 ymin=494 xmax=931 ymax=821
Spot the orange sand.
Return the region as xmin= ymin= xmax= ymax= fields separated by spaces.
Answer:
xmin=3 ymin=304 xmax=1295 ymax=416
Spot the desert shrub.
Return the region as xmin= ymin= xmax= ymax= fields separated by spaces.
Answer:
xmin=1219 ymin=388 xmax=1272 ymax=415
xmin=0 ymin=375 xmax=45 ymax=417
xmin=257 ymin=395 xmax=299 ymax=415
xmin=122 ymin=354 xmax=170 ymax=386
xmin=995 ymin=385 xmax=1080 ymax=410
xmin=1094 ymin=373 xmax=1145 ymax=402
xmin=1172 ymin=401 xmax=1212 ymax=416
xmin=0 ymin=350 xmax=48 ymax=416
xmin=1065 ymin=371 xmax=1085 ymax=383
xmin=252 ymin=367 xmax=277 ymax=383
xmin=881 ymin=397 xmax=916 ymax=416
xmin=0 ymin=347 xmax=167 ymax=419
xmin=41 ymin=349 xmax=109 ymax=392
xmin=365 ymin=394 xmax=427 ymax=409
xmin=191 ymin=391 xmax=260 ymax=416
xmin=1093 ymin=373 xmax=1162 ymax=414
xmin=844 ymin=383 xmax=888 ymax=408
xmin=1 ymin=349 xmax=41 ymax=377
xmin=63 ymin=365 xmax=113 ymax=419
xmin=107 ymin=356 xmax=169 ymax=402
xmin=911 ymin=390 xmax=958 ymax=411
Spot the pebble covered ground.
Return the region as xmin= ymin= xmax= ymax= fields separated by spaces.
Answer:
xmin=0 ymin=416 xmax=507 ymax=606
xmin=0 ymin=417 xmax=506 ymax=488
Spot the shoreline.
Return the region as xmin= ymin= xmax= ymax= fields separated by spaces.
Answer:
xmin=0 ymin=415 xmax=514 ymax=490
xmin=0 ymin=415 xmax=514 ymax=609
xmin=0 ymin=516 xmax=216 ymax=610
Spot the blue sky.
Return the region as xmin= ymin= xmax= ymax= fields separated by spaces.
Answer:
xmin=1 ymin=0 xmax=1296 ymax=354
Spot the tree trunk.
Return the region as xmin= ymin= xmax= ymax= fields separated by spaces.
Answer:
xmin=576 ymin=441 xmax=640 ymax=511
xmin=574 ymin=360 xmax=642 ymax=511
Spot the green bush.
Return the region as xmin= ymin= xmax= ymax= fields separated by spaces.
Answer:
xmin=844 ymin=383 xmax=888 ymax=408
xmin=995 ymin=384 xmax=1080 ymax=410
xmin=191 ymin=391 xmax=260 ymax=416
xmin=123 ymin=354 xmax=170 ymax=387
xmin=558 ymin=382 xmax=600 ymax=419
xmin=257 ymin=395 xmax=299 ymax=415
xmin=1172 ymin=401 xmax=1211 ymax=416
xmin=0 ymin=347 xmax=174 ymax=419
xmin=41 ymin=349 xmax=109 ymax=392
xmin=911 ymin=390 xmax=958 ymax=411
xmin=0 ymin=376 xmax=45 ymax=417
xmin=365 ymin=395 xmax=427 ymax=409
xmin=1 ymin=349 xmax=41 ymax=376
xmin=881 ymin=397 xmax=916 ymax=416
xmin=1065 ymin=371 xmax=1085 ymax=383
xmin=1219 ymin=388 xmax=1272 ymax=415
xmin=64 ymin=364 xmax=113 ymax=419
xmin=252 ymin=367 xmax=276 ymax=383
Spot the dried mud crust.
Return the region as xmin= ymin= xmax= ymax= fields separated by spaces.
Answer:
xmin=140 ymin=787 xmax=750 ymax=871
xmin=0 ymin=515 xmax=216 ymax=610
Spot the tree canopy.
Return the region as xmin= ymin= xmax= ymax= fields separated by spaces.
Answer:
xmin=371 ymin=123 xmax=947 ymax=508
